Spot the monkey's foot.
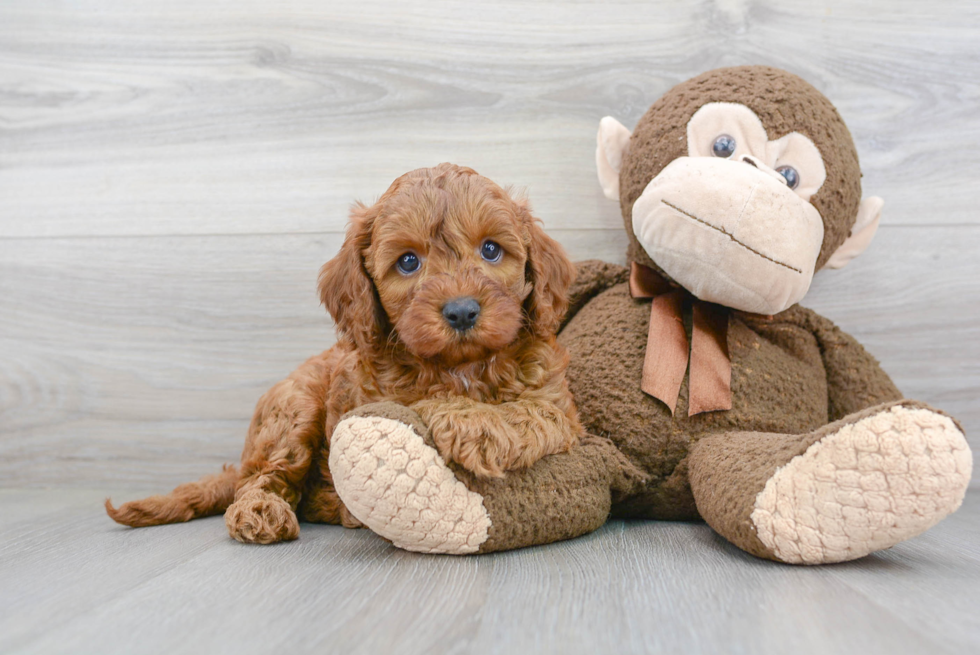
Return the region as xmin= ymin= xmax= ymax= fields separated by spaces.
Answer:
xmin=329 ymin=404 xmax=491 ymax=555
xmin=331 ymin=402 xmax=631 ymax=555
xmin=751 ymin=403 xmax=972 ymax=564
xmin=691 ymin=401 xmax=972 ymax=565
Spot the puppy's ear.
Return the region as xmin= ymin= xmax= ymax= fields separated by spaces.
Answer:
xmin=318 ymin=202 xmax=386 ymax=350
xmin=516 ymin=198 xmax=576 ymax=338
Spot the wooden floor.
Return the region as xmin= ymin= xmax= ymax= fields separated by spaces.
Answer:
xmin=0 ymin=488 xmax=977 ymax=655
xmin=2 ymin=1 xmax=980 ymax=653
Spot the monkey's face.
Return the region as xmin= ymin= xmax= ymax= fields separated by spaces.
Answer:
xmin=631 ymin=102 xmax=828 ymax=315
xmin=596 ymin=67 xmax=883 ymax=316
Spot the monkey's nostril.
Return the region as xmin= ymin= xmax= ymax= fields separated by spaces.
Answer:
xmin=442 ymin=297 xmax=481 ymax=332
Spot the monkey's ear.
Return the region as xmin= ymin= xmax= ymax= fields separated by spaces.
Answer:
xmin=824 ymin=196 xmax=884 ymax=270
xmin=596 ymin=116 xmax=632 ymax=201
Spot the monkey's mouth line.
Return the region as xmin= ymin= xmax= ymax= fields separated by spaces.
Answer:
xmin=660 ymin=200 xmax=802 ymax=274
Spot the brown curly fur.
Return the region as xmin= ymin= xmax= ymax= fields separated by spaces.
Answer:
xmin=106 ymin=163 xmax=582 ymax=544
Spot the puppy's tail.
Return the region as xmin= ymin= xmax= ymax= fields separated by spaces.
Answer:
xmin=105 ymin=464 xmax=239 ymax=527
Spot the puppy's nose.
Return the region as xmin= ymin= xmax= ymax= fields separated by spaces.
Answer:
xmin=442 ymin=297 xmax=481 ymax=332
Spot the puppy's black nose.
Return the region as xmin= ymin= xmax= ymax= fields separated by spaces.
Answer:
xmin=442 ymin=297 xmax=481 ymax=332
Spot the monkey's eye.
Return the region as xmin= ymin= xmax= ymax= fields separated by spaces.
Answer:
xmin=396 ymin=252 xmax=420 ymax=274
xmin=712 ymin=134 xmax=737 ymax=158
xmin=776 ymin=165 xmax=800 ymax=190
xmin=480 ymin=240 xmax=503 ymax=263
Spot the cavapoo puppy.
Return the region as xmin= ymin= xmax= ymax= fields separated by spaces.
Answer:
xmin=107 ymin=163 xmax=582 ymax=544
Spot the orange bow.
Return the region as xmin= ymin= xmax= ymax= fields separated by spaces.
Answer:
xmin=629 ymin=262 xmax=732 ymax=416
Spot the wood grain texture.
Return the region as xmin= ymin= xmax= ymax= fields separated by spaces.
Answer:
xmin=1 ymin=228 xmax=976 ymax=487
xmin=0 ymin=488 xmax=976 ymax=655
xmin=1 ymin=0 xmax=979 ymax=238
xmin=1 ymin=4 xmax=978 ymax=482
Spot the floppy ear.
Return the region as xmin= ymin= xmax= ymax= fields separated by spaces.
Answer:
xmin=318 ymin=202 xmax=386 ymax=350
xmin=517 ymin=200 xmax=576 ymax=338
xmin=596 ymin=116 xmax=632 ymax=201
xmin=824 ymin=196 xmax=883 ymax=270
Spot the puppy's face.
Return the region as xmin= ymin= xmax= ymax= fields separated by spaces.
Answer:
xmin=366 ymin=178 xmax=529 ymax=364
xmin=319 ymin=165 xmax=574 ymax=366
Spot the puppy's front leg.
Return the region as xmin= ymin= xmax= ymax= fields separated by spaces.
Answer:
xmin=413 ymin=371 xmax=582 ymax=477
xmin=412 ymin=398 xmax=521 ymax=478
xmin=482 ymin=367 xmax=584 ymax=472
xmin=493 ymin=391 xmax=582 ymax=470
xmin=225 ymin=354 xmax=332 ymax=544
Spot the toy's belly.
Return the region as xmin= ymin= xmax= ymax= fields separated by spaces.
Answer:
xmin=559 ymin=282 xmax=829 ymax=482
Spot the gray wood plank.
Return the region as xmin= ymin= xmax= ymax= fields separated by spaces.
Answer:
xmin=0 ymin=491 xmax=231 ymax=653
xmin=0 ymin=488 xmax=110 ymax=528
xmin=1 ymin=0 xmax=978 ymax=240
xmin=2 ymin=489 xmax=974 ymax=655
xmin=822 ymin=493 xmax=980 ymax=654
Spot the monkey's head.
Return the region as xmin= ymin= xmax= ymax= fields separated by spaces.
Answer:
xmin=597 ymin=66 xmax=883 ymax=315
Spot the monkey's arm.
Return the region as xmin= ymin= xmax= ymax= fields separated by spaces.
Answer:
xmin=798 ymin=309 xmax=903 ymax=421
xmin=561 ymin=260 xmax=629 ymax=330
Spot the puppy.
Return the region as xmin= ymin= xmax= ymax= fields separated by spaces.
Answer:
xmin=106 ymin=163 xmax=583 ymax=544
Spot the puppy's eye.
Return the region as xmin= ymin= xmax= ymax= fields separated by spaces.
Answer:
xmin=776 ymin=165 xmax=800 ymax=190
xmin=396 ymin=252 xmax=420 ymax=274
xmin=712 ymin=134 xmax=737 ymax=158
xmin=480 ymin=240 xmax=503 ymax=263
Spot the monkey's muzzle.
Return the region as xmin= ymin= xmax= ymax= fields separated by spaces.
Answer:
xmin=632 ymin=156 xmax=825 ymax=315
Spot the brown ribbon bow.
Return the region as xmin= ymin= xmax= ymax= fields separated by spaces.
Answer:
xmin=629 ymin=262 xmax=732 ymax=416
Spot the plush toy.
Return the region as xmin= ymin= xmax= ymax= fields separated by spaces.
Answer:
xmin=329 ymin=66 xmax=972 ymax=563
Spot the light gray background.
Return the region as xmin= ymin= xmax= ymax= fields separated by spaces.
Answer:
xmin=1 ymin=2 xmax=978 ymax=654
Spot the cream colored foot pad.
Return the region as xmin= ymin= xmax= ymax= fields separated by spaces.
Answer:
xmin=330 ymin=416 xmax=490 ymax=554
xmin=752 ymin=406 xmax=972 ymax=564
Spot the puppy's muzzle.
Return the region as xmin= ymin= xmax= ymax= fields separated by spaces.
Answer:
xmin=442 ymin=297 xmax=481 ymax=332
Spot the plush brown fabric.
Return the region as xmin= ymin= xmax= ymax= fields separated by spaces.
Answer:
xmin=795 ymin=311 xmax=905 ymax=421
xmin=688 ymin=399 xmax=944 ymax=561
xmin=558 ymin=276 xmax=899 ymax=517
xmin=342 ymin=401 xmax=646 ymax=553
xmin=561 ymin=259 xmax=630 ymax=329
xmin=619 ymin=66 xmax=863 ymax=271
xmin=341 ymin=401 xmax=434 ymax=446
xmin=468 ymin=436 xmax=645 ymax=553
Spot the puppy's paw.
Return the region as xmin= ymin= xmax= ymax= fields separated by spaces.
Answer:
xmin=225 ymin=489 xmax=300 ymax=544
xmin=426 ymin=408 xmax=525 ymax=478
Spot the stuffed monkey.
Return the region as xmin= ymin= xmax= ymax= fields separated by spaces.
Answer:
xmin=329 ymin=66 xmax=972 ymax=564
